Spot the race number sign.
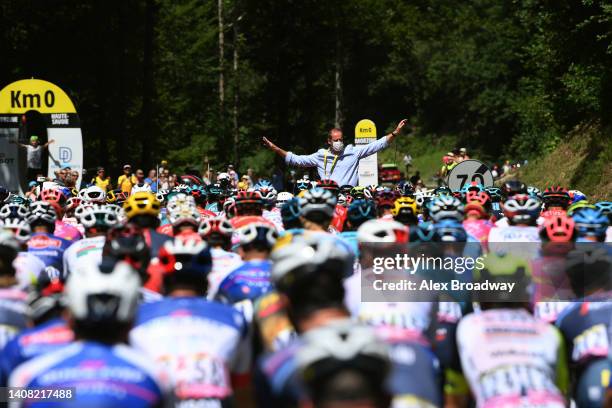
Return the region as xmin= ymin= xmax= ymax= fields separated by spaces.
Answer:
xmin=447 ymin=159 xmax=494 ymax=191
xmin=0 ymin=79 xmax=84 ymax=193
xmin=355 ymin=119 xmax=378 ymax=186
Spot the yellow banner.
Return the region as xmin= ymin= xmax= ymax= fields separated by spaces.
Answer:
xmin=354 ymin=119 xmax=377 ymax=139
xmin=0 ymin=79 xmax=77 ymax=114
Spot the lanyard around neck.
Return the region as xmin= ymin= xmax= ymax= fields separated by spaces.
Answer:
xmin=323 ymin=149 xmax=339 ymax=178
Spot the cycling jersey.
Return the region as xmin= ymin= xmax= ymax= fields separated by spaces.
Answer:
xmin=27 ymin=233 xmax=72 ymax=280
xmin=207 ymin=248 xmax=244 ymax=299
xmin=338 ymin=230 xmax=359 ymax=257
xmin=255 ymin=340 xmax=304 ymax=407
xmin=463 ymin=219 xmax=493 ymax=247
xmin=130 ymin=297 xmax=251 ymax=406
xmin=0 ymin=287 xmax=28 ymax=350
xmin=62 ymin=235 xmax=105 ymax=278
xmin=141 ymin=228 xmax=173 ymax=258
xmin=60 ymin=216 xmax=85 ymax=236
xmin=156 ymin=223 xmax=173 ymax=236
xmin=53 ymin=220 xmax=82 ymax=242
xmin=457 ymin=308 xmax=568 ymax=407
xmin=353 ymin=300 xmax=442 ymax=407
xmin=197 ymin=208 xmax=218 ymax=219
xmin=488 ymin=226 xmax=541 ymax=260
xmin=8 ymin=341 xmax=166 ymax=408
xmin=215 ymin=259 xmax=273 ymax=305
xmin=252 ymin=291 xmax=296 ymax=353
xmin=530 ymin=254 xmax=574 ymax=323
xmin=556 ymin=297 xmax=612 ymax=407
xmin=13 ymin=252 xmax=45 ymax=290
xmin=262 ymin=208 xmax=283 ymax=231
xmin=0 ymin=318 xmax=73 ymax=386
xmin=330 ymin=205 xmax=347 ymax=233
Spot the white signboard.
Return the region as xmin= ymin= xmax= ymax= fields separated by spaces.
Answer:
xmin=447 ymin=159 xmax=494 ymax=191
xmin=355 ymin=119 xmax=378 ymax=186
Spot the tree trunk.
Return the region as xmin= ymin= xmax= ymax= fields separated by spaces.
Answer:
xmin=218 ymin=0 xmax=225 ymax=117
xmin=233 ymin=19 xmax=239 ymax=167
xmin=141 ymin=0 xmax=155 ymax=168
xmin=334 ymin=24 xmax=343 ymax=128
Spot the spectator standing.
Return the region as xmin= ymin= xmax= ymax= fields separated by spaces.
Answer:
xmin=10 ymin=135 xmax=55 ymax=182
xmin=227 ymin=164 xmax=239 ymax=187
xmin=91 ymin=167 xmax=111 ymax=191
xmin=117 ymin=164 xmax=137 ymax=194
xmin=145 ymin=169 xmax=158 ymax=192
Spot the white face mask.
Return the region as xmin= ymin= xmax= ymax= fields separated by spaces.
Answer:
xmin=332 ymin=140 xmax=344 ymax=152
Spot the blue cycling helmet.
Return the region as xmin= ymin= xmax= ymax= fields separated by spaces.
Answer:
xmin=569 ymin=190 xmax=587 ymax=204
xmin=281 ymin=198 xmax=302 ymax=229
xmin=527 ymin=186 xmax=542 ymax=199
xmin=460 ymin=182 xmax=484 ymax=195
xmin=595 ymin=201 xmax=612 ymax=223
xmin=572 ymin=208 xmax=609 ymax=241
xmin=255 ymin=179 xmax=274 ymax=189
xmin=409 ymin=221 xmax=436 ymax=243
xmin=485 ymin=187 xmax=503 ymax=203
xmin=433 ymin=219 xmax=467 ymax=242
xmin=346 ymin=199 xmax=376 ymax=228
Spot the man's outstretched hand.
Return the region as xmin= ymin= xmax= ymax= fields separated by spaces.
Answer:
xmin=394 ymin=119 xmax=409 ymax=134
xmin=262 ymin=136 xmax=276 ymax=150
xmin=262 ymin=137 xmax=288 ymax=157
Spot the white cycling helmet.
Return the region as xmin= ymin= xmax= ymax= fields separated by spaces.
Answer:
xmin=357 ymin=219 xmax=409 ymax=243
xmin=236 ymin=223 xmax=278 ymax=247
xmin=297 ymin=319 xmax=390 ymax=377
xmin=27 ymin=201 xmax=57 ymax=225
xmin=217 ymin=172 xmax=230 ymax=181
xmin=77 ymin=204 xmax=119 ymax=229
xmin=414 ymin=189 xmax=435 ymax=208
xmin=66 ymin=260 xmax=140 ymax=323
xmin=271 ymin=233 xmax=354 ymax=284
xmin=0 ymin=203 xmax=29 ymax=220
xmin=82 ymin=185 xmax=107 ymax=204
xmin=276 ymin=192 xmax=294 ymax=208
xmin=2 ymin=218 xmax=32 ymax=242
xmin=131 ymin=182 xmax=152 ymax=193
xmin=299 ymin=188 xmax=337 ymax=218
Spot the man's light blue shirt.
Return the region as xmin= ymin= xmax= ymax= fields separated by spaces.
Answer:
xmin=285 ymin=137 xmax=389 ymax=186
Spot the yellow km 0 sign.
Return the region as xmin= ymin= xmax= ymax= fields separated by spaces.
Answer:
xmin=0 ymin=79 xmax=77 ymax=114
xmin=355 ymin=119 xmax=377 ymax=139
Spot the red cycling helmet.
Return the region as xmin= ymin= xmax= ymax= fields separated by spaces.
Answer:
xmin=198 ymin=217 xmax=234 ymax=250
xmin=540 ymin=214 xmax=576 ymax=242
xmin=40 ymin=189 xmax=66 ymax=208
xmin=465 ymin=191 xmax=490 ymax=207
xmin=375 ymin=190 xmax=396 ymax=209
xmin=234 ymin=191 xmax=264 ymax=216
xmin=317 ymin=179 xmax=340 ymax=195
xmin=542 ymin=186 xmax=570 ymax=209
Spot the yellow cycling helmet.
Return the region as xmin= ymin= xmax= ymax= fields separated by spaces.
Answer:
xmin=391 ymin=196 xmax=418 ymax=217
xmin=106 ymin=190 xmax=117 ymax=204
xmin=123 ymin=191 xmax=161 ymax=219
xmin=566 ymin=200 xmax=594 ymax=216
xmin=297 ymin=189 xmax=308 ymax=199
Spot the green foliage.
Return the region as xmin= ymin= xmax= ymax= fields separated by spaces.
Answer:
xmin=0 ymin=0 xmax=610 ymax=191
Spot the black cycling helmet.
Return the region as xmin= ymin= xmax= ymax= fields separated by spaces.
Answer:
xmin=501 ymin=180 xmax=527 ymax=199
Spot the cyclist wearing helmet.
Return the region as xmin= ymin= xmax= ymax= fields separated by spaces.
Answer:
xmin=299 ymin=188 xmax=338 ymax=232
xmin=215 ymin=223 xmax=278 ymax=308
xmin=556 ymin=247 xmax=612 ymax=407
xmin=391 ymin=196 xmax=419 ymax=226
xmin=0 ymin=231 xmax=28 ymax=350
xmin=0 ymin=270 xmax=73 ymax=387
xmin=62 ymin=204 xmax=119 ymax=278
xmin=542 ymin=186 xmax=571 ymax=213
xmin=280 ymin=197 xmax=303 ymax=230
xmin=318 ymin=179 xmax=347 ymax=233
xmin=531 ymin=214 xmax=576 ymax=323
xmin=198 ymin=217 xmax=244 ymax=299
xmin=26 ymin=201 xmax=72 ymax=280
xmin=163 ymin=193 xmax=202 ymax=240
xmin=256 ymin=233 xmax=355 ymax=406
xmin=131 ymin=239 xmax=252 ymax=407
xmin=340 ymin=199 xmax=376 ymax=256
xmin=375 ymin=188 xmax=396 ymax=220
xmin=40 ymin=188 xmax=82 ymax=241
xmin=489 ymin=194 xmax=542 ymax=255
xmin=2 ymin=218 xmax=45 ymax=290
xmin=454 ymin=253 xmax=569 ymax=408
xmin=10 ymin=260 xmax=167 ymax=407
xmin=297 ymin=321 xmax=392 ymax=408
xmin=255 ymin=180 xmax=284 ymax=230
xmin=263 ymin=119 xmax=408 ymax=186
xmin=462 ymin=191 xmax=494 ymax=248
xmin=571 ymin=207 xmax=609 ymax=242
xmin=345 ymin=219 xmax=443 ymax=408
xmin=123 ymin=191 xmax=172 ymax=260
